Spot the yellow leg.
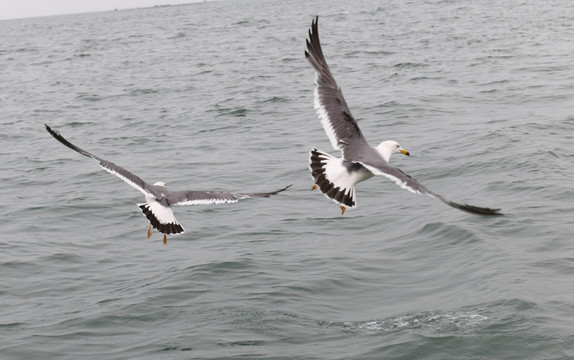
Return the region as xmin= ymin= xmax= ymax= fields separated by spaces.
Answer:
xmin=340 ymin=205 xmax=346 ymax=215
xmin=162 ymin=234 xmax=167 ymax=245
xmin=146 ymin=224 xmax=152 ymax=238
xmin=311 ymin=184 xmax=319 ymax=190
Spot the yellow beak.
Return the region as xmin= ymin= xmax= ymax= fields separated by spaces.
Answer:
xmin=400 ymin=148 xmax=410 ymax=156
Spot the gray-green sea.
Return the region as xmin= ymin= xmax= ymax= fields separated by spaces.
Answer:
xmin=2 ymin=0 xmax=574 ymax=358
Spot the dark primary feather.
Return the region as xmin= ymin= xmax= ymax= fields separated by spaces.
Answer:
xmin=236 ymin=184 xmax=293 ymax=198
xmin=444 ymin=201 xmax=502 ymax=216
xmin=45 ymin=124 xmax=102 ymax=161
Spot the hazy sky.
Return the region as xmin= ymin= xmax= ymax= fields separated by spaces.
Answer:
xmin=0 ymin=0 xmax=203 ymax=21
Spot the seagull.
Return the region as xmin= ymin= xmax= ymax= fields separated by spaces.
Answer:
xmin=45 ymin=124 xmax=291 ymax=244
xmin=305 ymin=16 xmax=501 ymax=216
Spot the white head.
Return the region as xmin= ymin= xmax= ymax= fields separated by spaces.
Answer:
xmin=376 ymin=140 xmax=410 ymax=162
xmin=153 ymin=181 xmax=167 ymax=187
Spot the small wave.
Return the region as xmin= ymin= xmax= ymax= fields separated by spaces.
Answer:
xmin=128 ymin=88 xmax=158 ymax=96
xmin=76 ymin=93 xmax=102 ymax=101
xmin=363 ymin=50 xmax=395 ymax=56
xmin=260 ymin=96 xmax=289 ymax=104
xmin=0 ymin=322 xmax=24 ymax=328
xmin=393 ymin=62 xmax=427 ymax=69
xmin=218 ymin=340 xmax=267 ymax=347
xmin=417 ymin=221 xmax=481 ymax=246
xmin=328 ymin=299 xmax=537 ymax=338
xmin=159 ymin=345 xmax=192 ymax=352
xmin=167 ymin=32 xmax=186 ymax=39
xmin=341 ymin=309 xmax=489 ymax=334
xmin=208 ymin=106 xmax=249 ymax=117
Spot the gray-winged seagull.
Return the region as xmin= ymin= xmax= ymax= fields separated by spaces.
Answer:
xmin=305 ymin=17 xmax=501 ymax=216
xmin=45 ymin=124 xmax=291 ymax=244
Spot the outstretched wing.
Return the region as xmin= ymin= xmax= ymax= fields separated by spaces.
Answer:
xmin=45 ymin=124 xmax=159 ymax=199
xmin=305 ymin=16 xmax=369 ymax=159
xmin=359 ymin=158 xmax=502 ymax=216
xmin=169 ymin=185 xmax=292 ymax=206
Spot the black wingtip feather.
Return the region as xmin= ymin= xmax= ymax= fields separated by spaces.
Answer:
xmin=250 ymin=184 xmax=293 ymax=198
xmin=447 ymin=201 xmax=503 ymax=216
xmin=45 ymin=123 xmax=97 ymax=159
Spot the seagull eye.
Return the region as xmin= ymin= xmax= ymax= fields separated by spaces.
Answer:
xmin=396 ymin=144 xmax=400 ymax=148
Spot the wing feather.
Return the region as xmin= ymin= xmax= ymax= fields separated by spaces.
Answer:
xmin=305 ymin=16 xmax=368 ymax=158
xmin=170 ymin=185 xmax=291 ymax=206
xmin=45 ymin=124 xmax=157 ymax=198
xmin=361 ymin=161 xmax=502 ymax=216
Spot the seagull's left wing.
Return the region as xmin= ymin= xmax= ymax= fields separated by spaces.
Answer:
xmin=359 ymin=159 xmax=502 ymax=216
xmin=45 ymin=124 xmax=158 ymax=199
xmin=169 ymin=185 xmax=292 ymax=206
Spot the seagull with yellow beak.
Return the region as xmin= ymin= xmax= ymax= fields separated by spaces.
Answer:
xmin=305 ymin=17 xmax=501 ymax=216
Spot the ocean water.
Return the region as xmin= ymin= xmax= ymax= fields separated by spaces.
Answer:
xmin=1 ymin=0 xmax=574 ymax=358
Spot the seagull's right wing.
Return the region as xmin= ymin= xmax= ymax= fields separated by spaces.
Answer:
xmin=305 ymin=16 xmax=369 ymax=158
xmin=171 ymin=185 xmax=292 ymax=206
xmin=45 ymin=124 xmax=157 ymax=199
